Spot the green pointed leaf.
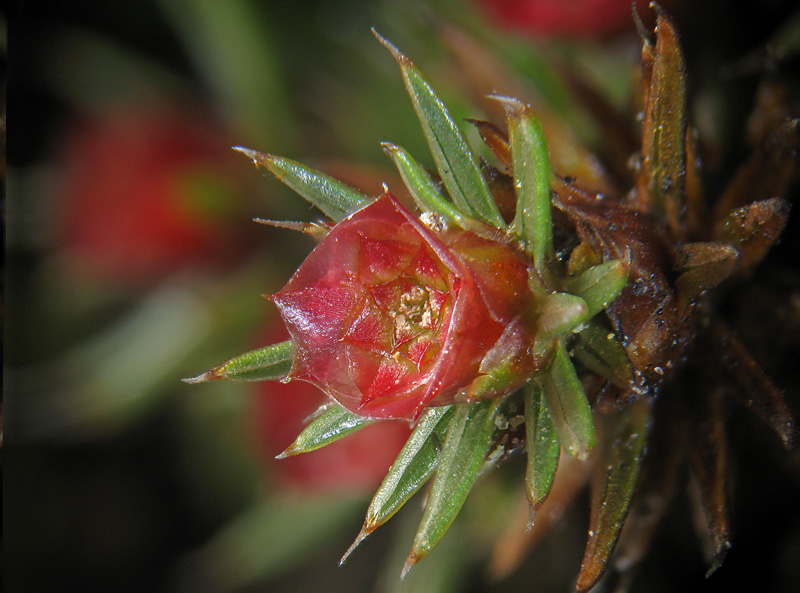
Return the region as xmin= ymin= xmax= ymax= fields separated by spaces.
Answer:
xmin=374 ymin=31 xmax=506 ymax=228
xmin=572 ymin=321 xmax=634 ymax=390
xmin=341 ymin=406 xmax=455 ymax=563
xmin=184 ymin=340 xmax=294 ymax=384
xmin=276 ymin=403 xmax=375 ymax=458
xmin=561 ymin=258 xmax=629 ymax=318
xmin=524 ymin=383 xmax=560 ymax=514
xmin=404 ymin=398 xmax=504 ymax=574
xmin=235 ymin=147 xmax=371 ymax=221
xmin=540 ymin=340 xmax=595 ymax=460
xmin=495 ymin=96 xmax=553 ymax=271
xmin=381 ymin=142 xmax=467 ymax=226
xmin=575 ymin=398 xmax=651 ymax=593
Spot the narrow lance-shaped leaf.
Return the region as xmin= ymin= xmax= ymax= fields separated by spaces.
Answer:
xmin=686 ymin=387 xmax=732 ymax=576
xmin=183 ymin=340 xmax=294 ymax=383
xmin=276 ymin=403 xmax=375 ymax=458
xmin=524 ymin=383 xmax=560 ymax=519
xmin=403 ymin=398 xmax=504 ymax=576
xmin=560 ymin=258 xmax=629 ymax=318
xmin=539 ymin=340 xmax=595 ymax=460
xmin=575 ymin=397 xmax=652 ymax=593
xmin=374 ymin=30 xmax=506 ymax=228
xmin=340 ymin=406 xmax=454 ymax=564
xmin=381 ymin=142 xmax=467 ymax=226
xmin=235 ymin=146 xmax=371 ymax=221
xmin=711 ymin=323 xmax=795 ymax=448
xmin=634 ymin=6 xmax=687 ymax=239
xmin=494 ymin=95 xmax=553 ymax=272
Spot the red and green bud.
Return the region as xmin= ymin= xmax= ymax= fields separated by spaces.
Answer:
xmin=272 ymin=193 xmax=538 ymax=420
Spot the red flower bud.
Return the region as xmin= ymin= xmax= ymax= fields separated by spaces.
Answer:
xmin=475 ymin=0 xmax=657 ymax=39
xmin=272 ymin=193 xmax=537 ymax=420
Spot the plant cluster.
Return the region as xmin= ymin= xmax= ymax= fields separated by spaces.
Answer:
xmin=188 ymin=6 xmax=796 ymax=591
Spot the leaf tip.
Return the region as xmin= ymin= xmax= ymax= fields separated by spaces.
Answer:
xmin=181 ymin=366 xmax=224 ymax=384
xmin=339 ymin=526 xmax=372 ymax=566
xmin=400 ymin=553 xmax=420 ymax=580
xmin=704 ymin=539 xmax=732 ymax=578
xmin=487 ymin=94 xmax=528 ymax=117
xmin=275 ymin=446 xmax=296 ymax=460
xmin=233 ymin=145 xmax=265 ymax=161
xmin=525 ymin=506 xmax=537 ymax=532
xmin=372 ymin=28 xmax=407 ymax=64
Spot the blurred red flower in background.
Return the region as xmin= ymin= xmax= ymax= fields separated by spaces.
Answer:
xmin=251 ymin=323 xmax=412 ymax=493
xmin=54 ymin=106 xmax=256 ymax=286
xmin=475 ymin=0 xmax=654 ymax=39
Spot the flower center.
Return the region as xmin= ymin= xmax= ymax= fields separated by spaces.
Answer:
xmin=344 ymin=233 xmax=454 ymax=371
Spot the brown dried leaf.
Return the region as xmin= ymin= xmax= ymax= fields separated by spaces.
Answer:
xmin=711 ymin=323 xmax=795 ymax=448
xmin=468 ymin=119 xmax=512 ymax=171
xmin=674 ymin=241 xmax=740 ymax=302
xmin=686 ymin=386 xmax=731 ymax=576
xmin=574 ymin=398 xmax=652 ymax=593
xmin=633 ymin=6 xmax=688 ymax=239
xmin=712 ymin=197 xmax=791 ymax=271
xmin=554 ymin=180 xmax=687 ymax=395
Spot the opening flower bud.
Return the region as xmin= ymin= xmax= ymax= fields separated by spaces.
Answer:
xmin=271 ymin=193 xmax=538 ymax=419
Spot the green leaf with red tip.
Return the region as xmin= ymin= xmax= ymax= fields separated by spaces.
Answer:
xmin=575 ymin=398 xmax=651 ymax=593
xmin=561 ymin=258 xmax=629 ymax=318
xmin=572 ymin=321 xmax=634 ymax=391
xmin=539 ymin=340 xmax=595 ymax=460
xmin=340 ymin=406 xmax=454 ymax=564
xmin=524 ymin=382 xmax=560 ymax=515
xmin=404 ymin=398 xmax=504 ymax=575
xmin=234 ymin=146 xmax=371 ymax=221
xmin=183 ymin=340 xmax=294 ymax=384
xmin=495 ymin=95 xmax=553 ymax=272
xmin=374 ymin=31 xmax=506 ymax=228
xmin=276 ymin=403 xmax=375 ymax=458
xmin=381 ymin=142 xmax=467 ymax=226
